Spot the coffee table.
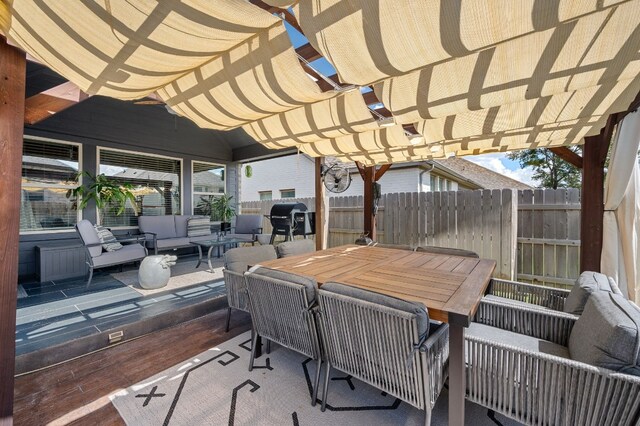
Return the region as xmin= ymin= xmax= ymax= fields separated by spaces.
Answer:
xmin=191 ymin=238 xmax=249 ymax=270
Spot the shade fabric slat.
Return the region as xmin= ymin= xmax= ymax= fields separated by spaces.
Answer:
xmin=0 ymin=0 xmax=280 ymax=99
xmin=158 ymin=24 xmax=335 ymax=130
xmin=294 ymin=0 xmax=631 ymax=86
xmin=373 ymin=1 xmax=640 ymax=123
xmin=243 ymin=90 xmax=380 ymax=148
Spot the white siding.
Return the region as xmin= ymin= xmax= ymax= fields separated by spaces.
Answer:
xmin=241 ymin=154 xmax=316 ymax=202
xmin=240 ymin=156 xmax=469 ymax=203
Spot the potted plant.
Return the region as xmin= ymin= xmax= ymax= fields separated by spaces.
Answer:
xmin=66 ymin=172 xmax=137 ymax=216
xmin=212 ymin=194 xmax=236 ymax=232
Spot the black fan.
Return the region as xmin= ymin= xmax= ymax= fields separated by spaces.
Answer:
xmin=321 ymin=163 xmax=352 ymax=193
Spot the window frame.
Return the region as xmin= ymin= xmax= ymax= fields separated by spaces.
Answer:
xmin=96 ymin=146 xmax=183 ymax=230
xmin=20 ymin=136 xmax=83 ymax=235
xmin=280 ymin=188 xmax=295 ymax=199
xmin=191 ymin=160 xmax=226 ymax=217
xmin=259 ymin=190 xmax=273 ymax=201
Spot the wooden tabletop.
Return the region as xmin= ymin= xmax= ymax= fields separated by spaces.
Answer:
xmin=257 ymin=245 xmax=496 ymax=326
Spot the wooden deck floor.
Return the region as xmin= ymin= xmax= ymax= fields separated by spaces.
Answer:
xmin=13 ymin=309 xmax=252 ymax=426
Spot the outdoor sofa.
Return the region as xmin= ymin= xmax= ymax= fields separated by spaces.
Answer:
xmin=138 ymin=215 xmax=260 ymax=255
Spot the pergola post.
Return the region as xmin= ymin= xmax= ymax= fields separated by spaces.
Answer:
xmin=362 ymin=166 xmax=376 ymax=240
xmin=580 ymin=114 xmax=617 ymax=273
xmin=0 ymin=37 xmax=26 ymax=425
xmin=314 ymin=157 xmax=327 ymax=250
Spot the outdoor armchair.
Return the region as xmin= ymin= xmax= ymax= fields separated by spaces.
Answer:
xmin=467 ymin=291 xmax=640 ymax=425
xmin=316 ymin=282 xmax=449 ymax=425
xmin=225 ymin=214 xmax=263 ymax=244
xmin=244 ymin=267 xmax=323 ymax=406
xmin=75 ymin=219 xmax=147 ymax=286
xmin=222 ymin=245 xmax=277 ymax=332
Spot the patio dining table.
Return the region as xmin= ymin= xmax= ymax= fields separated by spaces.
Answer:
xmin=257 ymin=244 xmax=496 ymax=426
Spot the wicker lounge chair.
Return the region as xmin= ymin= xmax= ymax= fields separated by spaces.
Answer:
xmin=468 ymin=291 xmax=640 ymax=425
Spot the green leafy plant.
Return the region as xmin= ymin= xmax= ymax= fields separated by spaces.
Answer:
xmin=66 ymin=172 xmax=137 ymax=216
xmin=212 ymin=194 xmax=236 ymax=223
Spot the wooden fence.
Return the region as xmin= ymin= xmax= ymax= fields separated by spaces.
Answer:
xmin=241 ymin=189 xmax=518 ymax=280
xmin=516 ymin=188 xmax=581 ymax=288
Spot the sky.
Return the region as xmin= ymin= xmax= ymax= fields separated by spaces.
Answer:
xmin=285 ymin=22 xmax=539 ymax=188
xmin=464 ymin=154 xmax=537 ymax=187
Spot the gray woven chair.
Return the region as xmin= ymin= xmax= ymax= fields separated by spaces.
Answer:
xmin=415 ymin=245 xmax=479 ymax=258
xmin=222 ymin=245 xmax=277 ymax=332
xmin=317 ymin=282 xmax=449 ymax=425
xmin=370 ymin=242 xmax=414 ymax=250
xmin=476 ymin=271 xmax=619 ymax=341
xmin=275 ymin=239 xmax=315 ymax=258
xmin=244 ymin=267 xmax=323 ymax=406
xmin=468 ymin=291 xmax=640 ymax=425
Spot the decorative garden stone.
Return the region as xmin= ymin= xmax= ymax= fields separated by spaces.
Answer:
xmin=138 ymin=255 xmax=177 ymax=289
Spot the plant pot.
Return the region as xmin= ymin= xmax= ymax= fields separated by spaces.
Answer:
xmin=221 ymin=222 xmax=231 ymax=232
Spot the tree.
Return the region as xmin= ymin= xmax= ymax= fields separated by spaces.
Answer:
xmin=507 ymin=148 xmax=582 ymax=189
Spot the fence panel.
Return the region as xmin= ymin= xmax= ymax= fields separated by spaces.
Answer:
xmin=516 ymin=188 xmax=581 ymax=288
xmin=242 ymin=189 xmax=519 ymax=280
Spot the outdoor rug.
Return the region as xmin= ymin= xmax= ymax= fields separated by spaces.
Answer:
xmin=110 ymin=331 xmax=521 ymax=426
xmin=112 ymin=259 xmax=224 ymax=296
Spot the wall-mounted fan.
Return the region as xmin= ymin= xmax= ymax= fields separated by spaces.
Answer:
xmin=321 ymin=163 xmax=352 ymax=193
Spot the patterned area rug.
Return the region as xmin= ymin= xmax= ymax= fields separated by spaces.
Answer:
xmin=110 ymin=331 xmax=521 ymax=425
xmin=112 ymin=259 xmax=224 ymax=296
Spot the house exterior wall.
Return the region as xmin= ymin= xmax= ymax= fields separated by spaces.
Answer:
xmin=240 ymin=154 xmax=316 ymax=202
xmin=18 ymin=96 xmax=240 ymax=279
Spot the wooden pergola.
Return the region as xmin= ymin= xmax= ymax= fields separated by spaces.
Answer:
xmin=2 ymin=2 xmax=640 ymax=423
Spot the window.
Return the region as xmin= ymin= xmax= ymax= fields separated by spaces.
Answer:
xmin=280 ymin=189 xmax=295 ymax=199
xmin=259 ymin=191 xmax=272 ymax=201
xmin=21 ymin=139 xmax=80 ymax=232
xmin=192 ymin=161 xmax=225 ymax=218
xmin=98 ymin=148 xmax=181 ymax=227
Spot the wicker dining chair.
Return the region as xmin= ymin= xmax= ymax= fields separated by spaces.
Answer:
xmin=244 ymin=267 xmax=323 ymax=406
xmin=222 ymin=245 xmax=277 ymax=332
xmin=275 ymin=239 xmax=316 ymax=258
xmin=468 ymin=291 xmax=640 ymax=425
xmin=316 ymin=282 xmax=449 ymax=425
xmin=369 ymin=242 xmax=414 ymax=250
xmin=415 ymin=245 xmax=479 ymax=258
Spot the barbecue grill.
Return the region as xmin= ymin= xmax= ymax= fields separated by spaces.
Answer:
xmin=269 ymin=202 xmax=315 ymax=244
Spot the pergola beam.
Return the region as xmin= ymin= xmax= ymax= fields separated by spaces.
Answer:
xmin=24 ymin=81 xmax=89 ymax=125
xmin=549 ymin=147 xmax=583 ymax=169
xmin=0 ymin=36 xmax=26 ymax=424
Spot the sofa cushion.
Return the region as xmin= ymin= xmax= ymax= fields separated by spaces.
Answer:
xmin=138 ymin=216 xmax=177 ymax=240
xmin=234 ymin=214 xmax=262 ymax=235
xmin=174 ymin=215 xmax=191 ymax=238
xmin=564 ymin=271 xmax=613 ymax=315
xmin=94 ymin=225 xmax=122 ymax=252
xmin=321 ymin=282 xmax=430 ymax=339
xmin=155 ymin=237 xmax=191 ymax=249
xmin=569 ymin=292 xmax=640 ymax=375
xmin=76 ymin=219 xmax=102 ymax=257
xmin=92 ymin=243 xmax=146 ymax=267
xmin=276 ymin=239 xmax=315 ymax=258
xmin=224 ymin=245 xmax=277 ymax=273
xmin=249 ymin=266 xmax=317 ymax=303
xmin=468 ymin=322 xmax=570 ymax=359
xmin=187 ymin=216 xmax=211 ymax=237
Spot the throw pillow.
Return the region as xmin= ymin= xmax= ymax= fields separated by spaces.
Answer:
xmin=93 ymin=225 xmax=122 ymax=252
xmin=187 ymin=216 xmax=211 ymax=237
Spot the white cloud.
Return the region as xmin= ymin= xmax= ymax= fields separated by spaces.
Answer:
xmin=464 ymin=153 xmax=538 ymax=187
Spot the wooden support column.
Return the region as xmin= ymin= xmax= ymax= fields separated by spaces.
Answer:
xmin=315 ymin=157 xmax=329 ymax=250
xmin=362 ymin=165 xmax=376 ymax=240
xmin=580 ymin=115 xmax=617 ymax=273
xmin=0 ymin=37 xmax=26 ymax=425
